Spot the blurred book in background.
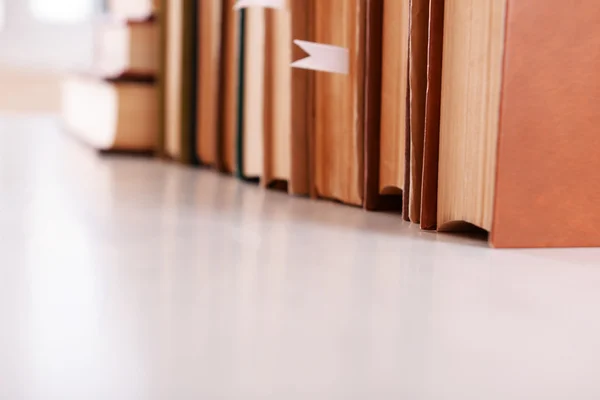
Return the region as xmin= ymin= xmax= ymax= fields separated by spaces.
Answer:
xmin=61 ymin=0 xmax=159 ymax=152
xmin=0 ymin=0 xmax=98 ymax=113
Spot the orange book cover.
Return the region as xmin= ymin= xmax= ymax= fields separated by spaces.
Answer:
xmin=433 ymin=0 xmax=600 ymax=248
xmin=491 ymin=0 xmax=600 ymax=248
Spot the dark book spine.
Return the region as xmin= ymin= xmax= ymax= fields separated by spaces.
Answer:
xmin=235 ymin=9 xmax=246 ymax=179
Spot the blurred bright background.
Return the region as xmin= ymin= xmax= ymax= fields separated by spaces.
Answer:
xmin=0 ymin=0 xmax=101 ymax=113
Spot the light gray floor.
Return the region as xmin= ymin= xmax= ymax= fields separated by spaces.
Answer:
xmin=2 ymin=116 xmax=600 ymax=400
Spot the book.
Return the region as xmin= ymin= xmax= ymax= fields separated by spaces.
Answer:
xmin=94 ymin=20 xmax=158 ymax=79
xmin=262 ymin=1 xmax=312 ymax=194
xmin=406 ymin=0 xmax=431 ymax=223
xmin=196 ymin=0 xmax=223 ymax=167
xmin=436 ymin=0 xmax=600 ymax=248
xmin=289 ymin=0 xmax=314 ymax=196
xmin=162 ymin=0 xmax=197 ymax=163
xmin=312 ymin=0 xmax=371 ymax=206
xmin=235 ymin=9 xmax=246 ymax=178
xmin=107 ymin=0 xmax=158 ymax=21
xmin=61 ymin=75 xmax=157 ymax=152
xmin=157 ymin=0 xmax=166 ymax=157
xmin=219 ymin=0 xmax=240 ymax=174
xmin=263 ymin=7 xmax=290 ymax=189
xmin=419 ymin=0 xmax=444 ymax=230
xmin=238 ymin=7 xmax=265 ymax=180
xmin=366 ymin=0 xmax=409 ymax=211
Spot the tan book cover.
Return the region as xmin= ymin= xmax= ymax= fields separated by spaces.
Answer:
xmin=262 ymin=0 xmax=312 ymax=195
xmin=196 ymin=0 xmax=223 ymax=167
xmin=312 ymin=0 xmax=368 ymax=206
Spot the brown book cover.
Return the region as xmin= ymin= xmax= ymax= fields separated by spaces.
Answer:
xmin=437 ymin=0 xmax=600 ymax=248
xmin=289 ymin=0 xmax=313 ymax=196
xmin=371 ymin=0 xmax=410 ymax=214
xmin=156 ymin=0 xmax=166 ymax=157
xmin=262 ymin=0 xmax=313 ymax=195
xmin=420 ymin=0 xmax=444 ymax=230
xmin=363 ymin=0 xmax=385 ymax=210
xmin=219 ymin=0 xmax=239 ymax=174
xmin=196 ymin=0 xmax=223 ymax=167
xmin=312 ymin=0 xmax=371 ymax=207
xmin=263 ymin=9 xmax=278 ymax=187
xmin=407 ymin=0 xmax=430 ymax=223
xmin=364 ymin=0 xmax=403 ymax=212
xmin=261 ymin=0 xmax=313 ymax=195
xmin=491 ymin=0 xmax=600 ymax=248
xmin=402 ymin=62 xmax=411 ymax=221
xmin=162 ymin=0 xmax=197 ymax=164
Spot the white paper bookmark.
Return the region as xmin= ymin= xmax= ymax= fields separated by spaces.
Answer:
xmin=233 ymin=0 xmax=286 ymax=10
xmin=290 ymin=40 xmax=349 ymax=75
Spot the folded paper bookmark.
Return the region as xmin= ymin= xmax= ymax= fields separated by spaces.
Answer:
xmin=291 ymin=40 xmax=349 ymax=75
xmin=233 ymin=0 xmax=285 ymax=10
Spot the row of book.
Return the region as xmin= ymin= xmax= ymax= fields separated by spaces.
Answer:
xmin=62 ymin=0 xmax=600 ymax=249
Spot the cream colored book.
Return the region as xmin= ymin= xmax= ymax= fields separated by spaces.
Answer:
xmin=241 ymin=7 xmax=265 ymax=178
xmin=108 ymin=0 xmax=159 ymax=21
xmin=95 ymin=20 xmax=158 ymax=79
xmin=61 ymin=75 xmax=157 ymax=151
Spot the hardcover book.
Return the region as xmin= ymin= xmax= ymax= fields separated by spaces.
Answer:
xmin=435 ymin=0 xmax=600 ymax=248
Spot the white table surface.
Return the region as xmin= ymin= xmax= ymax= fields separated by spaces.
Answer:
xmin=1 ymin=116 xmax=600 ymax=400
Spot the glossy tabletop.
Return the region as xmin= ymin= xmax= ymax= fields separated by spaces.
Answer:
xmin=1 ymin=116 xmax=600 ymax=399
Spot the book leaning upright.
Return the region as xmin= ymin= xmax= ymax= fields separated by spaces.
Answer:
xmin=161 ymin=0 xmax=197 ymax=163
xmin=262 ymin=0 xmax=312 ymax=194
xmin=365 ymin=0 xmax=409 ymax=211
xmin=309 ymin=0 xmax=379 ymax=206
xmin=433 ymin=0 xmax=600 ymax=248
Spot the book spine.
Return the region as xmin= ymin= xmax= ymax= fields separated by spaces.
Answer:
xmin=180 ymin=0 xmax=199 ymax=164
xmin=156 ymin=0 xmax=167 ymax=157
xmin=235 ymin=9 xmax=247 ymax=179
